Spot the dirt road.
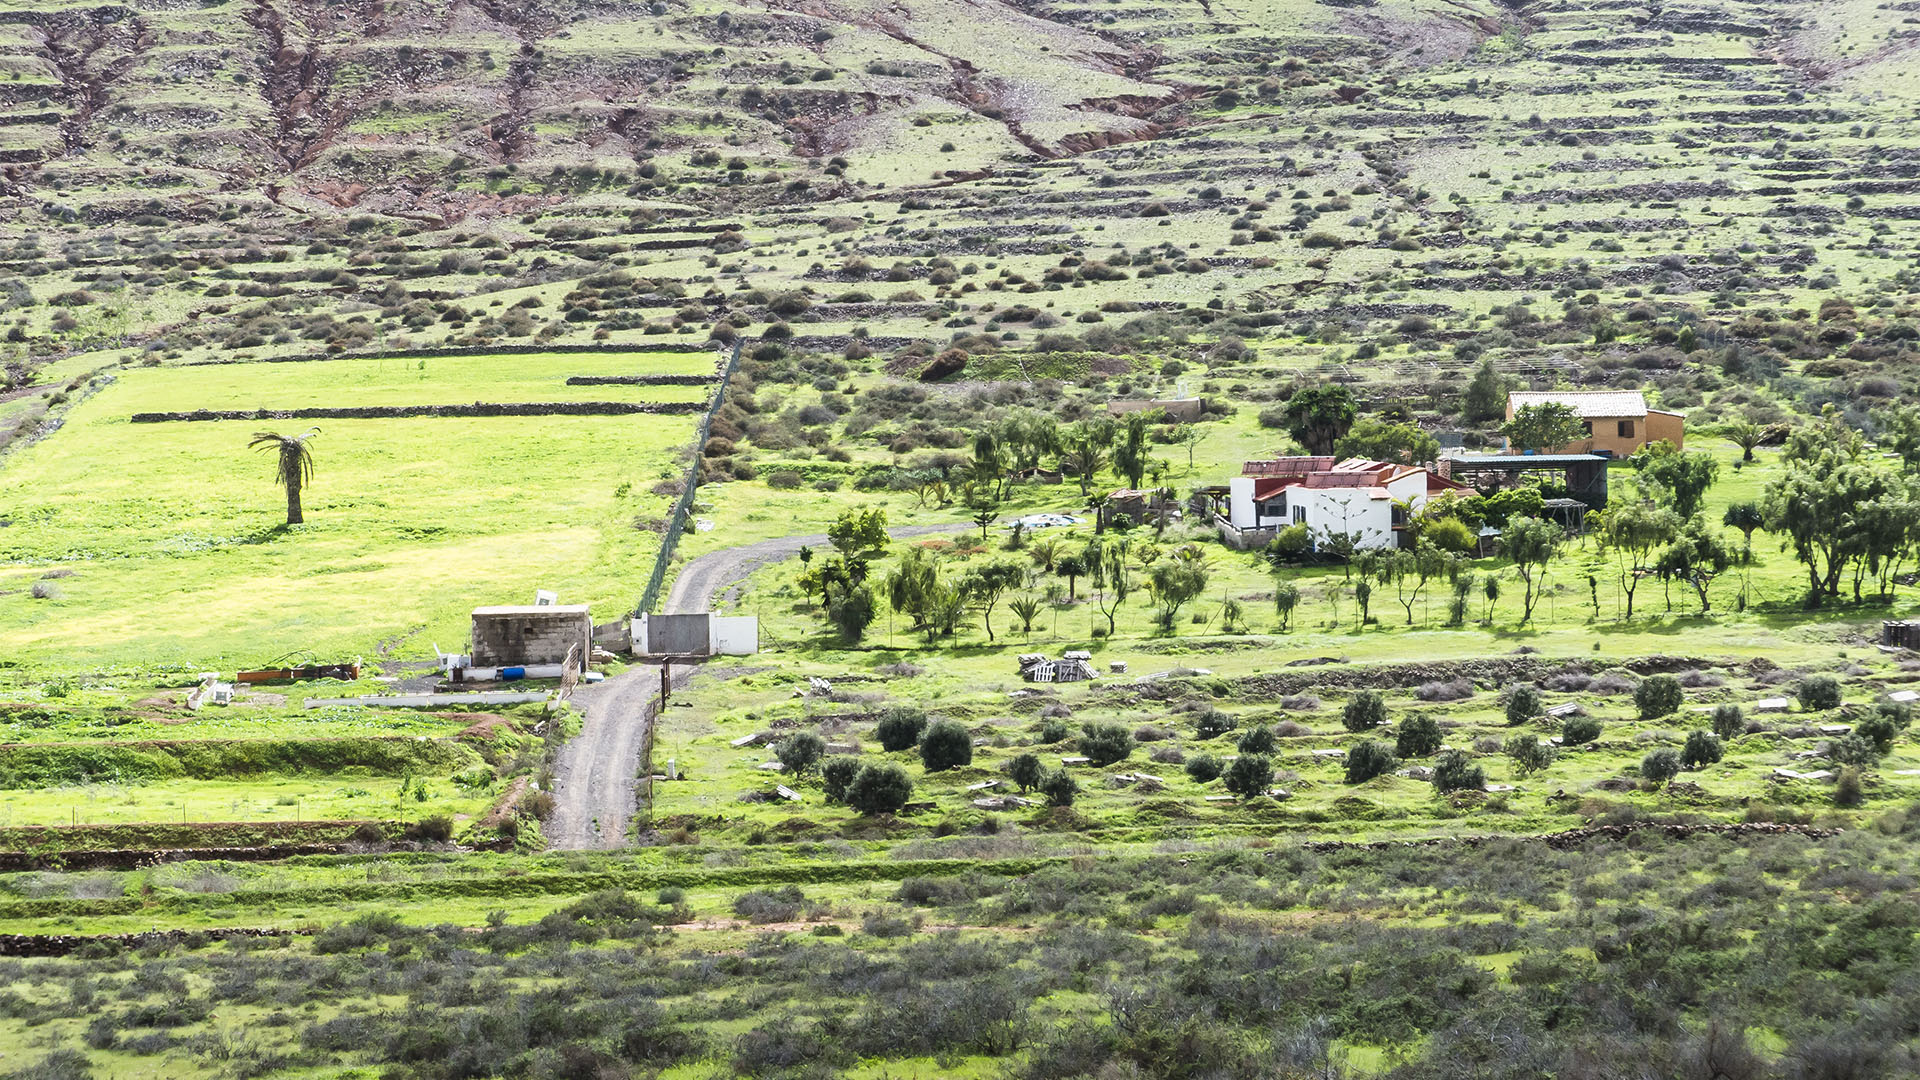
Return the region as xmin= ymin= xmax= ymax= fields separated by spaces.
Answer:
xmin=543 ymin=521 xmax=972 ymax=849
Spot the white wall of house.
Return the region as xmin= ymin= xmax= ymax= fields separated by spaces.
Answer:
xmin=1296 ymin=489 xmax=1396 ymax=550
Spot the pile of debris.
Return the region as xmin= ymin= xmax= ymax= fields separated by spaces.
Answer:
xmin=1018 ymin=651 xmax=1097 ymax=683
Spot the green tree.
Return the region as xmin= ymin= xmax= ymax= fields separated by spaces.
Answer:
xmin=1396 ymin=715 xmax=1443 ymax=758
xmin=1148 ymin=559 xmax=1209 ymax=630
xmin=1600 ymin=501 xmax=1681 ymax=619
xmin=1561 ymin=715 xmax=1602 ymax=747
xmin=1223 ymin=753 xmax=1274 ymax=799
xmin=1079 ymin=721 xmax=1135 ymax=766
xmin=1237 ymin=726 xmax=1276 ymax=755
xmin=919 ymin=720 xmax=973 ymax=771
xmin=1273 ymin=578 xmax=1301 ymax=632
xmin=1501 ymin=402 xmax=1586 ymax=453
xmin=1505 ymin=734 xmax=1556 ymax=777
xmin=961 ymin=560 xmax=1025 ymax=642
xmin=826 ymin=585 xmax=876 ymax=643
xmin=846 ymin=762 xmax=912 ymax=814
xmin=875 ymin=706 xmax=929 ymax=752
xmin=1184 ymin=753 xmax=1224 ymax=783
xmin=1095 ymin=540 xmax=1132 ymax=636
xmin=1797 ymin=675 xmax=1842 ymax=712
xmin=1058 ymin=418 xmax=1115 ymax=497
xmin=1502 ymin=516 xmax=1561 ymax=624
xmin=1710 ymin=704 xmax=1745 ymax=741
xmin=1283 ymin=385 xmax=1358 ymax=456
xmin=1383 ymin=540 xmax=1447 ymax=625
xmin=827 ymin=506 xmax=889 ymax=560
xmin=1006 ymin=752 xmax=1044 ymax=792
xmin=1681 ymin=730 xmax=1723 ymax=769
xmin=822 ymin=756 xmax=861 ymax=802
xmin=1640 ymin=747 xmax=1681 ymax=787
xmin=1761 ymin=414 xmax=1908 ymax=605
xmin=1055 ymin=552 xmax=1086 ymax=600
xmin=1335 ymin=418 xmax=1440 ymax=464
xmin=1008 ymin=594 xmax=1042 ymax=636
xmin=1722 ymin=501 xmax=1763 ymax=545
xmin=1631 ymin=440 xmax=1720 ymax=518
xmin=1345 ymin=740 xmax=1397 ymax=783
xmin=1342 ymin=690 xmax=1387 ymax=732
xmin=1505 ymin=684 xmax=1543 ymax=726
xmin=776 ymin=732 xmax=827 ymax=776
xmin=1655 ymin=516 xmax=1737 ymax=614
xmin=1431 ymin=749 xmax=1484 ymax=793
xmin=1635 ymin=674 xmax=1683 ymax=719
xmin=1461 ymin=358 xmax=1507 ymax=423
xmin=1723 ymin=421 xmax=1764 ymax=463
xmin=1112 ymin=412 xmax=1153 ymax=489
xmin=1877 ymin=403 xmax=1920 ymax=473
xmin=249 ymin=428 xmax=321 ymax=525
xmin=1039 ymin=769 xmax=1078 ymax=807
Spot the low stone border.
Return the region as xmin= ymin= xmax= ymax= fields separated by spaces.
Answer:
xmin=131 ymin=401 xmax=705 ymax=422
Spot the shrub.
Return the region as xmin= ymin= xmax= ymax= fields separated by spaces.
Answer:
xmin=1505 ymin=684 xmax=1543 ymax=726
xmin=1636 ymin=674 xmax=1683 ymax=719
xmin=1345 ymin=740 xmax=1397 ymax=783
xmin=409 ymin=814 xmax=454 ymax=842
xmin=1856 ymin=714 xmax=1898 ymax=754
xmin=1875 ymin=699 xmax=1913 ymax=731
xmin=1505 ymin=734 xmax=1556 ymax=776
xmin=1194 ymin=708 xmax=1237 ymax=739
xmin=1395 ymin=715 xmax=1443 ymax=758
xmin=846 ymin=762 xmax=913 ymax=814
xmin=1829 ymin=733 xmax=1881 ymax=768
xmin=920 ymin=720 xmax=974 ymax=771
xmin=766 ymin=469 xmax=804 ymax=490
xmin=1080 ymin=722 xmax=1135 ymax=766
xmin=1039 ymin=718 xmax=1072 ymax=744
xmin=1040 ymin=769 xmax=1078 ymax=807
xmin=1797 ymin=675 xmax=1843 ymax=712
xmin=1223 ymin=753 xmax=1273 ymax=799
xmin=1342 ymin=691 xmax=1387 ymax=732
xmin=1236 ymin=726 xmax=1275 ymax=754
xmin=1681 ymin=730 xmax=1723 ymax=769
xmin=821 ymin=756 xmax=861 ymax=802
xmin=1416 ymin=679 xmax=1474 ymax=702
xmin=1641 ymin=747 xmax=1682 ymax=785
xmin=734 ymin=885 xmax=805 ymax=922
xmin=1184 ymin=753 xmax=1223 ymax=783
xmin=1562 ymin=715 xmax=1602 ymax=746
xmin=1834 ymin=766 xmax=1865 ymax=807
xmin=1006 ymin=752 xmax=1044 ymax=792
xmin=1710 ymin=704 xmax=1745 ymax=740
xmin=876 ymin=706 xmax=929 ymax=751
xmin=775 ymin=732 xmax=826 ymax=775
xmin=1431 ymin=749 xmax=1484 ymax=793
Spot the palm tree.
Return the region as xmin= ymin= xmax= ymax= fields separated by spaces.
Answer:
xmin=249 ymin=428 xmax=320 ymax=525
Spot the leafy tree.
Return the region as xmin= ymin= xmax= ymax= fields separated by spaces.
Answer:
xmin=1006 ymin=752 xmax=1044 ymax=792
xmin=1431 ymin=749 xmax=1484 ymax=793
xmin=1058 ymin=418 xmax=1115 ymax=496
xmin=1383 ymin=540 xmax=1447 ymax=625
xmin=1762 ymin=414 xmax=1915 ymax=605
xmin=1876 ymin=402 xmax=1920 ymax=473
xmin=1600 ymin=501 xmax=1681 ymax=619
xmin=1282 ymin=386 xmax=1358 ymax=456
xmin=1710 ymin=704 xmax=1745 ymax=741
xmin=1094 ymin=540 xmax=1133 ymax=636
xmin=1273 ymin=578 xmax=1301 ymax=632
xmin=1640 ymin=747 xmax=1682 ymax=786
xmin=1722 ymin=501 xmax=1763 ymax=544
xmin=1148 ymin=559 xmax=1208 ymax=630
xmin=1723 ymin=421 xmax=1764 ymax=463
xmin=1223 ymin=753 xmax=1274 ymax=799
xmin=961 ymin=560 xmax=1025 ymax=642
xmin=1345 ymin=740 xmax=1397 ymax=783
xmin=1681 ymin=730 xmax=1723 ymax=769
xmin=1505 ymin=734 xmax=1556 ymax=777
xmin=827 ymin=506 xmax=889 ymax=559
xmin=1112 ymin=412 xmax=1153 ymax=489
xmin=970 ymin=501 xmax=1000 ymax=541
xmin=1194 ymin=708 xmax=1237 ymax=740
xmin=1834 ymin=765 xmax=1865 ymax=807
xmin=1636 ymin=674 xmax=1683 ymax=719
xmin=1561 ymin=715 xmax=1602 ymax=747
xmin=919 ymin=720 xmax=973 ymax=771
xmin=1797 ymin=675 xmax=1842 ymax=712
xmin=1008 ymin=594 xmax=1042 ymax=635
xmin=1461 ymin=358 xmax=1507 ymax=423
xmin=1502 ymin=402 xmax=1586 ymax=453
xmin=822 ymin=756 xmax=861 ymax=802
xmin=1830 ymin=732 xmax=1881 ymax=768
xmin=1055 ymin=553 xmax=1086 ymax=600
xmin=1236 ymin=726 xmax=1276 ymax=754
xmin=846 ymin=762 xmax=913 ymax=814
xmin=995 ymin=408 xmax=1059 ymax=471
xmin=775 ymin=732 xmax=826 ymax=776
xmin=1080 ymin=721 xmax=1135 ymax=766
xmin=1039 ymin=769 xmax=1078 ymax=807
xmin=1855 ymin=714 xmax=1899 ymax=754
xmin=886 ymin=548 xmax=946 ymax=638
xmin=1396 ymin=714 xmax=1443 ymax=758
xmin=827 ymin=585 xmax=876 ymax=643
xmin=1631 ymin=441 xmax=1720 ymax=518
xmin=1342 ymin=691 xmax=1387 ymax=732
xmin=1184 ymin=753 xmax=1224 ymax=783
xmin=1039 ymin=718 xmax=1072 ymax=743
xmin=1655 ymin=516 xmax=1737 ymax=614
xmin=1502 ymin=516 xmax=1561 ymax=624
xmin=1335 ymin=418 xmax=1439 ymax=464
xmin=249 ymin=428 xmax=321 ymax=525
xmin=1505 ymin=684 xmax=1543 ymax=726
xmin=876 ymin=707 xmax=929 ymax=752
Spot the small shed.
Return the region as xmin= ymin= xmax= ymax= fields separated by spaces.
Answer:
xmin=470 ymin=605 xmax=592 ymax=667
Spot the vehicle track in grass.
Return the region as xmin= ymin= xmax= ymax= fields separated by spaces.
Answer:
xmin=543 ymin=521 xmax=972 ymax=849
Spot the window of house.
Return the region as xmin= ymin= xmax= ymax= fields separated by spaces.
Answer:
xmin=1390 ymin=505 xmax=1408 ymax=526
xmin=1582 ymin=421 xmax=1594 ymax=435
xmin=1617 ymin=419 xmax=1635 ymax=438
xmin=1293 ymin=506 xmax=1307 ymax=524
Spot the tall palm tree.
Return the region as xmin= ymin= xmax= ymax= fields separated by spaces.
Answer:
xmin=249 ymin=428 xmax=319 ymax=525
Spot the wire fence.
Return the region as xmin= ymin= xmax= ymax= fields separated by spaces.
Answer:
xmin=633 ymin=338 xmax=744 ymax=616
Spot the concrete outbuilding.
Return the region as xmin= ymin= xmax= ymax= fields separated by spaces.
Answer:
xmin=470 ymin=605 xmax=593 ymax=667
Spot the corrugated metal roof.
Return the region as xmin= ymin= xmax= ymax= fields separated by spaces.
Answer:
xmin=1449 ymin=453 xmax=1610 ymax=465
xmin=1509 ymin=390 xmax=1648 ymax=418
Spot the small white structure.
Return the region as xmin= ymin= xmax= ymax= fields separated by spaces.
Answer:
xmin=1018 ymin=653 xmax=1097 ymax=683
xmin=1223 ymin=458 xmax=1465 ymax=552
xmin=633 ymin=613 xmax=759 ymax=656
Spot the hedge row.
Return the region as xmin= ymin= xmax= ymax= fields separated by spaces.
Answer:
xmin=0 ymin=819 xmax=392 ymax=853
xmin=564 ymin=374 xmax=716 ymax=386
xmin=130 ymin=401 xmax=705 ymax=423
xmin=0 ymin=737 xmax=476 ymax=787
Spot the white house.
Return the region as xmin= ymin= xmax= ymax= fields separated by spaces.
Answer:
xmin=1223 ymin=458 xmax=1465 ymax=551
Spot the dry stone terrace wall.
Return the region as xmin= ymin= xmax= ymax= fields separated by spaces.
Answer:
xmin=1101 ymin=654 xmax=1774 ymax=703
xmin=129 ymin=401 xmax=706 ymax=423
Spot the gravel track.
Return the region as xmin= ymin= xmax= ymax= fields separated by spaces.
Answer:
xmin=543 ymin=521 xmax=971 ymax=849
